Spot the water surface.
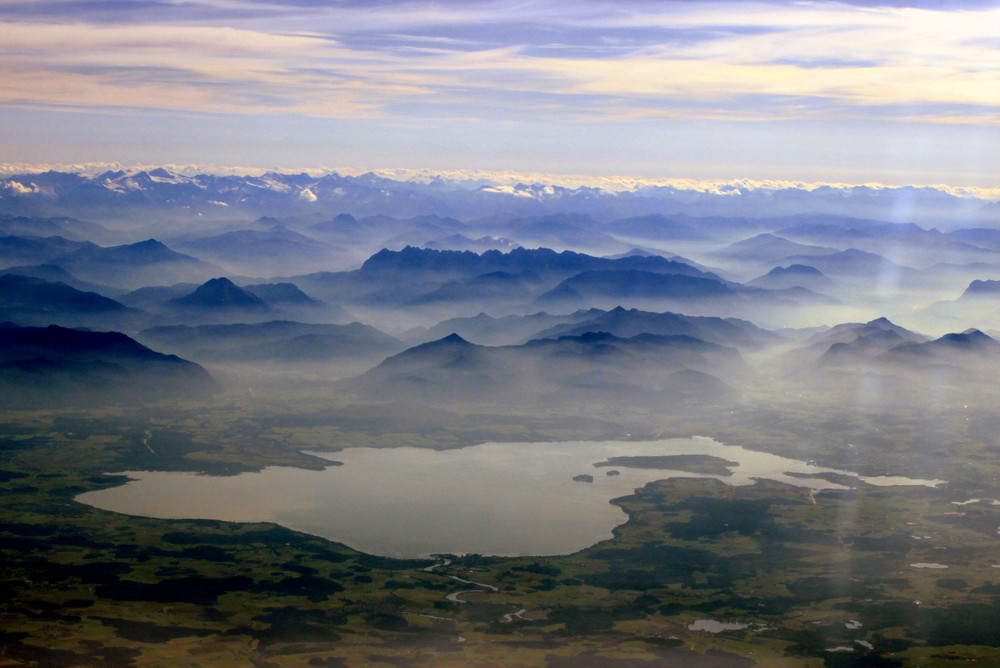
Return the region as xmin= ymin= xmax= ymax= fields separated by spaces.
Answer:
xmin=77 ymin=437 xmax=941 ymax=557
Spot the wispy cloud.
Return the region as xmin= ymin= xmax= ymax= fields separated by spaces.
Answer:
xmin=0 ymin=1 xmax=997 ymax=123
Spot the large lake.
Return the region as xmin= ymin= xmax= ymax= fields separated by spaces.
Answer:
xmin=77 ymin=437 xmax=941 ymax=558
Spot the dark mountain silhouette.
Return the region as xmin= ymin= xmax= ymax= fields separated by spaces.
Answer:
xmin=243 ymin=282 xmax=323 ymax=307
xmin=776 ymin=219 xmax=996 ymax=267
xmin=406 ymin=311 xmax=588 ymax=346
xmin=174 ymin=226 xmax=330 ymax=273
xmin=309 ymin=212 xmax=363 ymax=235
xmin=526 ymin=306 xmax=778 ymax=348
xmin=138 ymin=320 xmax=401 ymax=363
xmin=348 ymin=331 xmax=740 ymax=406
xmin=0 ymin=324 xmax=213 ymax=408
xmin=55 ymin=239 xmax=219 ymax=288
xmin=804 ymin=316 xmax=928 ymax=351
xmin=777 ymin=249 xmax=913 ymax=281
xmin=0 ymin=234 xmax=95 ymax=266
xmin=0 ymin=263 xmax=116 ymax=295
xmin=360 ymin=246 xmax=718 ymax=283
xmin=777 ymin=317 xmax=930 ymax=373
xmin=0 ymin=274 xmax=125 ymax=313
xmin=708 ymin=234 xmax=838 ymax=263
xmin=807 ymin=329 xmax=1000 ymax=396
xmin=536 ymin=270 xmax=735 ymax=307
xmin=378 ymin=248 xmax=718 ymax=278
xmin=407 ymin=271 xmax=540 ymax=306
xmin=169 ymin=277 xmax=269 ymax=311
xmin=881 ymin=329 xmax=1000 ymax=360
xmin=960 ymin=279 xmax=1000 ymax=299
xmin=914 ymin=278 xmax=1000 ymax=330
xmin=774 ymin=317 xmax=1000 ymax=404
xmin=381 ymin=215 xmax=470 ymax=249
xmin=178 ymin=226 xmax=323 ymax=254
xmin=950 ymin=228 xmax=1000 ymax=251
xmin=0 ymin=274 xmax=142 ymax=328
xmin=602 ymin=248 xmax=723 ymax=275
xmin=0 ymin=214 xmax=112 ymax=242
xmin=125 ymin=279 xmax=350 ymax=323
xmin=819 ymin=329 xmax=914 ymax=365
xmin=119 ymin=283 xmax=200 ymax=309
xmin=747 ymin=264 xmax=835 ymax=291
xmin=288 ymin=246 xmax=724 ymax=307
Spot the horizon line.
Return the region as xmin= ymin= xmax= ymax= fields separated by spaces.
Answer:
xmin=2 ymin=162 xmax=999 ymax=202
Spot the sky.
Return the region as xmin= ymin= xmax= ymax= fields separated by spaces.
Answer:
xmin=0 ymin=0 xmax=998 ymax=187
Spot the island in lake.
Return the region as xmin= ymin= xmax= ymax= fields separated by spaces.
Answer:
xmin=594 ymin=454 xmax=739 ymax=476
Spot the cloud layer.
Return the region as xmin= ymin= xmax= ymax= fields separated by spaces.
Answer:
xmin=1 ymin=0 xmax=998 ymax=124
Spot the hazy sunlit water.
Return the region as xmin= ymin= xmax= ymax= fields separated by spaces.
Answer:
xmin=77 ymin=437 xmax=941 ymax=557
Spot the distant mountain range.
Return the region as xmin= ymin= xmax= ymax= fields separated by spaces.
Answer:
xmin=775 ymin=249 xmax=915 ymax=284
xmin=0 ymin=273 xmax=142 ymax=329
xmin=0 ymin=263 xmax=115 ymax=295
xmin=0 ymin=214 xmax=113 ymax=242
xmin=124 ymin=277 xmax=344 ymax=325
xmin=960 ymin=280 xmax=1000 ymax=298
xmin=357 ymin=246 xmax=722 ymax=283
xmin=171 ymin=225 xmax=332 ymax=274
xmin=348 ymin=331 xmax=741 ymax=407
xmin=2 ymin=168 xmax=996 ymax=226
xmin=708 ymin=234 xmax=839 ymax=264
xmin=137 ymin=320 xmax=402 ymax=364
xmin=882 ymin=329 xmax=1000 ymax=362
xmin=169 ymin=277 xmax=269 ymax=311
xmin=526 ymin=306 xmax=779 ymax=348
xmin=771 ymin=316 xmax=1000 ymax=404
xmin=0 ymin=236 xmax=219 ymax=289
xmin=3 ymin=166 xmax=1000 ymax=417
xmin=54 ymin=239 xmax=219 ymax=288
xmin=269 ymin=245 xmax=842 ymax=324
xmin=536 ymin=270 xmax=736 ymax=308
xmin=405 ymin=306 xmax=778 ymax=348
xmin=285 ymin=246 xmax=729 ymax=312
xmin=0 ymin=272 xmax=348 ymax=330
xmin=747 ymin=264 xmax=835 ymax=292
xmin=910 ymin=278 xmax=1000 ymax=332
xmin=807 ymin=316 xmax=927 ymax=347
xmin=0 ymin=234 xmax=93 ymax=267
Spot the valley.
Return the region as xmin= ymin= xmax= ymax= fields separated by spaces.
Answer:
xmin=1 ymin=168 xmax=999 ymax=667
xmin=2 ymin=392 xmax=999 ymax=666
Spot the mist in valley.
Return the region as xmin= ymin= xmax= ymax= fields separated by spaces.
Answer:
xmin=3 ymin=169 xmax=1000 ymax=667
